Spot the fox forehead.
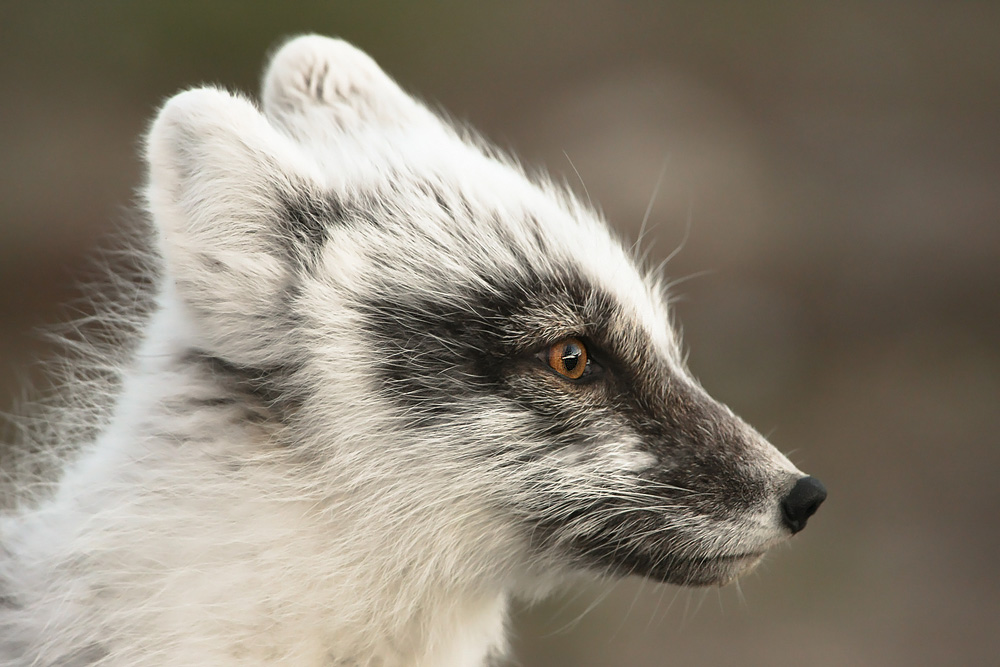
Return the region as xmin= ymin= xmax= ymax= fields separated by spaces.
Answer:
xmin=291 ymin=125 xmax=682 ymax=370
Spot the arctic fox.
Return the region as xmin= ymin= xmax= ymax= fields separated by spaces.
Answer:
xmin=0 ymin=35 xmax=825 ymax=666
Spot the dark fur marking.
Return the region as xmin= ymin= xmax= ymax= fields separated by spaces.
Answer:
xmin=276 ymin=190 xmax=340 ymax=264
xmin=358 ymin=266 xmax=640 ymax=443
xmin=434 ymin=190 xmax=452 ymax=219
xmin=458 ymin=193 xmax=475 ymax=223
xmin=313 ymin=60 xmax=329 ymax=101
xmin=357 ymin=258 xmax=772 ymax=581
xmin=523 ymin=214 xmax=549 ymax=255
xmin=186 ymin=396 xmax=240 ymax=408
xmin=178 ymin=395 xmax=271 ymax=425
xmin=182 ymin=350 xmax=303 ymax=422
xmin=200 ymin=253 xmax=228 ymax=273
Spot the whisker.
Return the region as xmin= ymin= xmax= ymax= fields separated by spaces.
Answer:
xmin=633 ymin=155 xmax=672 ymax=263
xmin=563 ymin=151 xmax=592 ymax=209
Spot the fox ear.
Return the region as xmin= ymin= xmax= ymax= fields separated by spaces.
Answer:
xmin=261 ymin=34 xmax=431 ymax=145
xmin=145 ymin=87 xmax=330 ymax=365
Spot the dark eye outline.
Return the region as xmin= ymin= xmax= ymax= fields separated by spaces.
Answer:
xmin=534 ymin=336 xmax=603 ymax=382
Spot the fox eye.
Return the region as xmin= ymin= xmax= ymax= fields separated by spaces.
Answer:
xmin=542 ymin=337 xmax=591 ymax=380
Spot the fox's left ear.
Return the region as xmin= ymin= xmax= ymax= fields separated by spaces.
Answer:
xmin=145 ymin=87 xmax=330 ymax=366
xmin=261 ymin=34 xmax=433 ymax=146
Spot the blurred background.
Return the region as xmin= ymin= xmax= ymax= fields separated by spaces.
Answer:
xmin=1 ymin=2 xmax=997 ymax=665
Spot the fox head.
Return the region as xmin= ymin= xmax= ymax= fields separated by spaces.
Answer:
xmin=145 ymin=35 xmax=824 ymax=591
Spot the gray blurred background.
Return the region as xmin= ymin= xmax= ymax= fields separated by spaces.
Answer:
xmin=2 ymin=2 xmax=998 ymax=665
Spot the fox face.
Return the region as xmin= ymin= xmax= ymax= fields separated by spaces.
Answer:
xmin=147 ymin=35 xmax=824 ymax=594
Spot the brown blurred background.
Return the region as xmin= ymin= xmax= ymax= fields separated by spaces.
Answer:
xmin=2 ymin=2 xmax=998 ymax=665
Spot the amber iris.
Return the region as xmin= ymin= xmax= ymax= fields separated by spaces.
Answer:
xmin=546 ymin=337 xmax=588 ymax=380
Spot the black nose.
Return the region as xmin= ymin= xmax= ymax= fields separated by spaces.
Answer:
xmin=781 ymin=476 xmax=827 ymax=534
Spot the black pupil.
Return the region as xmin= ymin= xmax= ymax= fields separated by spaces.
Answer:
xmin=561 ymin=343 xmax=582 ymax=372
